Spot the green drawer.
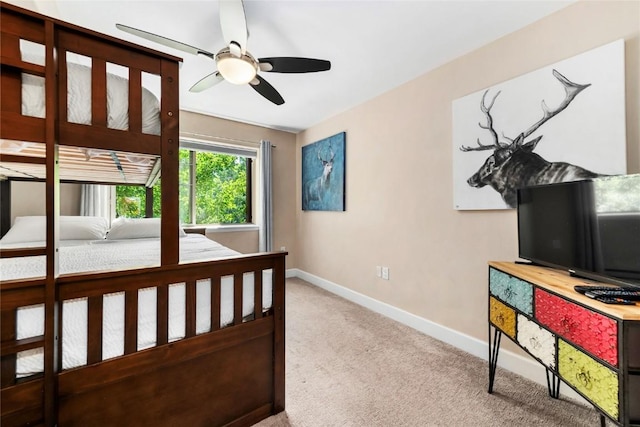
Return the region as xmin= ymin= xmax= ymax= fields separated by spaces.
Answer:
xmin=558 ymin=339 xmax=619 ymax=420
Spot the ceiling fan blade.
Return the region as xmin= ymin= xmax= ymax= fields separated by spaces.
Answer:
xmin=190 ymin=72 xmax=225 ymax=93
xmin=258 ymin=57 xmax=331 ymax=73
xmin=249 ymin=75 xmax=284 ymax=105
xmin=116 ymin=24 xmax=215 ymax=59
xmin=219 ymin=0 xmax=248 ymax=54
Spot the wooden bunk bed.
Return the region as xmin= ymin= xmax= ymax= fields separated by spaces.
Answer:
xmin=0 ymin=3 xmax=286 ymax=426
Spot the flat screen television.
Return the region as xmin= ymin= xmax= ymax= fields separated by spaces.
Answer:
xmin=517 ymin=173 xmax=640 ymax=290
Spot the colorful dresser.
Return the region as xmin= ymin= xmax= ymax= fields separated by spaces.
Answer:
xmin=488 ymin=261 xmax=640 ymax=427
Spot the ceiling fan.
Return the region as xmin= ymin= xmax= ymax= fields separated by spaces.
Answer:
xmin=116 ymin=0 xmax=331 ymax=105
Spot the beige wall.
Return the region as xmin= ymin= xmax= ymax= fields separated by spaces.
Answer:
xmin=206 ymin=229 xmax=259 ymax=254
xmin=295 ymin=1 xmax=640 ymax=345
xmin=10 ymin=182 xmax=81 ymax=224
xmin=180 ymin=111 xmax=298 ymax=263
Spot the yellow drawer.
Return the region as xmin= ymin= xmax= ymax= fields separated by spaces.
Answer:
xmin=558 ymin=339 xmax=619 ymax=420
xmin=489 ymin=297 xmax=516 ymax=339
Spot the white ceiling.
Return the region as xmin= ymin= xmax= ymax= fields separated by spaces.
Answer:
xmin=12 ymin=0 xmax=574 ymax=133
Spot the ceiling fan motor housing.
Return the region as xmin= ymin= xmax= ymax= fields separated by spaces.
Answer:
xmin=216 ymin=48 xmax=258 ymax=85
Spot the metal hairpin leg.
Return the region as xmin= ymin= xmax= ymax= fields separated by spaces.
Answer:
xmin=599 ymin=414 xmax=606 ymax=427
xmin=545 ymin=368 xmax=561 ymax=398
xmin=488 ymin=325 xmax=502 ymax=393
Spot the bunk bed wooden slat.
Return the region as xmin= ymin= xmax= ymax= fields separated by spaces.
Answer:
xmin=0 ymin=58 xmax=45 ymax=76
xmin=58 ymin=48 xmax=70 ymax=124
xmin=129 ymin=69 xmax=143 ymax=134
xmin=0 ymin=280 xmax=45 ymax=309
xmin=186 ymin=279 xmax=197 ymax=338
xmin=86 ymin=296 xmax=103 ymax=365
xmin=58 ymin=125 xmax=162 ymax=155
xmin=212 ymin=276 xmax=222 ymax=331
xmin=157 ymin=283 xmax=169 ymax=346
xmin=255 ymin=269 xmax=263 ymax=320
xmin=2 ymin=335 xmax=44 ymax=357
xmin=0 ymin=116 xmax=46 ymax=143
xmin=0 ymin=246 xmax=47 ymax=259
xmin=234 ymin=273 xmax=243 ymax=325
xmin=124 ymin=290 xmax=138 ymax=355
xmin=91 ymin=58 xmax=108 ymax=127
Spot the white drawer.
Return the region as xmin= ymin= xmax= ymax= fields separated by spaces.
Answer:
xmin=517 ymin=314 xmax=556 ymax=369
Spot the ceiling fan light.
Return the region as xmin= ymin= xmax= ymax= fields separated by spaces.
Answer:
xmin=217 ymin=55 xmax=257 ymax=85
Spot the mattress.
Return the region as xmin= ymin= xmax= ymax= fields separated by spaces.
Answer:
xmin=1 ymin=234 xmax=272 ymax=376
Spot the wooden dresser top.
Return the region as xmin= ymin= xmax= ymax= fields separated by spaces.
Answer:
xmin=489 ymin=261 xmax=640 ymax=321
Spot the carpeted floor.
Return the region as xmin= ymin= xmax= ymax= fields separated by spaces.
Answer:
xmin=254 ymin=278 xmax=608 ymax=426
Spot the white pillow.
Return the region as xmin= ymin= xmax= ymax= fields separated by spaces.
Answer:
xmin=106 ymin=217 xmax=187 ymax=240
xmin=0 ymin=216 xmax=109 ymax=244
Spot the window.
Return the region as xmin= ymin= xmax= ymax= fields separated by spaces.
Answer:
xmin=179 ymin=140 xmax=254 ymax=225
xmin=115 ymin=185 xmax=160 ymax=218
xmin=114 ymin=140 xmax=254 ymax=224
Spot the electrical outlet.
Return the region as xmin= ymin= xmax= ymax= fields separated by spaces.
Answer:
xmin=376 ymin=266 xmax=382 ymax=277
xmin=280 ymin=246 xmax=286 ymax=252
xmin=382 ymin=267 xmax=389 ymax=280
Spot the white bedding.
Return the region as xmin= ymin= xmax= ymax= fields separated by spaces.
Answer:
xmin=0 ymin=234 xmax=272 ymax=376
xmin=21 ymin=60 xmax=161 ymax=134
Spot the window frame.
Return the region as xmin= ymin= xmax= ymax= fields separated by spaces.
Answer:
xmin=179 ymin=139 xmax=256 ymax=226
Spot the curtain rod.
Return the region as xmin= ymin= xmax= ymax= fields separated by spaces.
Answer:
xmin=179 ymin=132 xmax=276 ymax=148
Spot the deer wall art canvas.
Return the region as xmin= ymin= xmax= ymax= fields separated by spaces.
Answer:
xmin=452 ymin=39 xmax=626 ymax=210
xmin=302 ymin=131 xmax=346 ymax=211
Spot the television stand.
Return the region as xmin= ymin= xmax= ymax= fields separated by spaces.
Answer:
xmin=487 ymin=261 xmax=640 ymax=427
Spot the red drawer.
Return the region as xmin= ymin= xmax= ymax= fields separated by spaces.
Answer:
xmin=535 ymin=289 xmax=617 ymax=366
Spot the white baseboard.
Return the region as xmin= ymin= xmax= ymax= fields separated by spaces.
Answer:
xmin=287 ymin=268 xmax=587 ymax=404
xmin=285 ymin=269 xmax=298 ymax=279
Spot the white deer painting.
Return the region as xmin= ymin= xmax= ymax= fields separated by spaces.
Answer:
xmin=452 ymin=39 xmax=626 ymax=210
xmin=302 ymin=132 xmax=346 ymax=211
xmin=460 ymin=69 xmax=602 ymax=208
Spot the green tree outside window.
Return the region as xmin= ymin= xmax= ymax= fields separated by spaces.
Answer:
xmin=117 ymin=148 xmax=248 ymax=224
xmin=116 ymin=184 xmax=161 ymax=218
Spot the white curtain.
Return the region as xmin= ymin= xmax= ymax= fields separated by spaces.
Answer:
xmin=80 ymin=184 xmax=112 ymax=220
xmin=259 ymin=140 xmax=273 ymax=252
